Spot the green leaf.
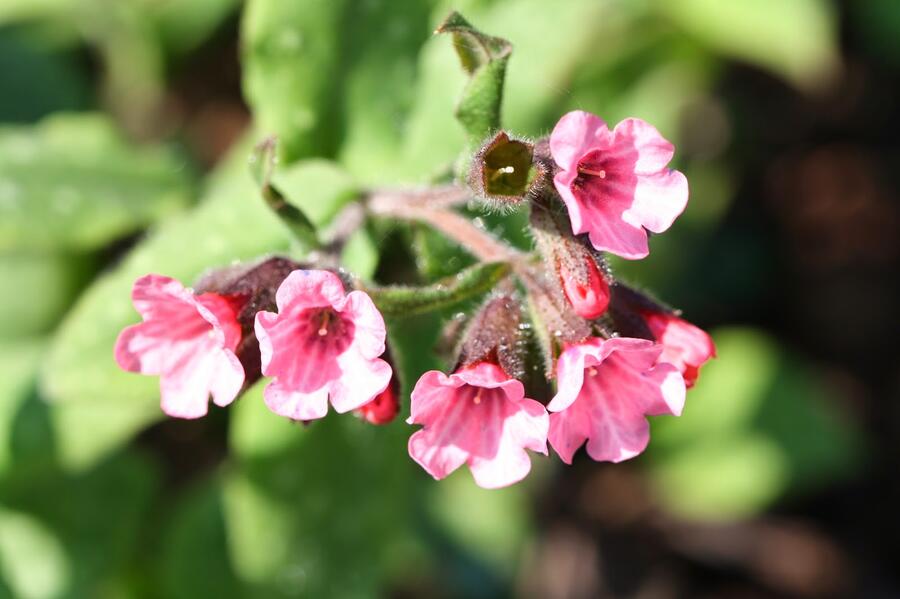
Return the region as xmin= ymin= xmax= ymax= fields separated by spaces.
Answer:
xmin=160 ymin=481 xmax=244 ymax=599
xmin=0 ymin=251 xmax=94 ymax=339
xmin=436 ymin=11 xmax=511 ymax=144
xmin=330 ymin=0 xmax=433 ymax=184
xmin=250 ymin=138 xmax=321 ymax=249
xmin=0 ymin=339 xmax=45 ymax=474
xmin=0 ymin=113 xmax=191 ymax=252
xmin=241 ymin=0 xmax=347 ymax=163
xmin=648 ymin=327 xmax=861 ymax=520
xmin=224 ymin=415 xmax=417 ymax=597
xmin=654 ymin=0 xmax=839 ymax=90
xmin=367 ymin=261 xmax=510 ymax=317
xmin=0 ymin=507 xmax=70 ymax=599
xmin=0 ymin=451 xmax=158 ymax=597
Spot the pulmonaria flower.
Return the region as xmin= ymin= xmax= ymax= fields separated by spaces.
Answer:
xmin=550 ymin=110 xmax=689 ymax=259
xmin=114 ymin=274 xmax=245 ymax=419
xmin=548 ymin=337 xmax=685 ymax=464
xmin=641 ymin=310 xmax=716 ymax=388
xmin=407 ymin=362 xmax=549 ymax=489
xmin=356 ymin=382 xmax=400 ymax=425
xmin=559 ymin=255 xmax=610 ymax=319
xmin=254 ymin=270 xmax=392 ymax=421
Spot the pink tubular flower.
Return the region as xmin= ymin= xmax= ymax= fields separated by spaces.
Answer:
xmin=548 ymin=337 xmax=685 ymax=464
xmin=641 ymin=311 xmax=716 ymax=388
xmin=254 ymin=270 xmax=392 ymax=421
xmin=559 ymin=256 xmax=610 ymax=320
xmin=407 ymin=362 xmax=549 ymax=489
xmin=550 ymin=110 xmax=689 ymax=259
xmin=114 ymin=274 xmax=245 ymax=419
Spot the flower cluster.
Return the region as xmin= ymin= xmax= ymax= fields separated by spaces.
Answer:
xmin=115 ymin=109 xmax=714 ymax=489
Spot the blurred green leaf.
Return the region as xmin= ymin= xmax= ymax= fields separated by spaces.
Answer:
xmin=241 ymin=0 xmax=347 ymax=163
xmin=0 ymin=451 xmax=158 ymax=597
xmin=428 ymin=470 xmax=531 ymax=573
xmin=654 ymin=0 xmax=839 ymax=90
xmin=229 ymin=383 xmax=301 ymax=461
xmin=0 ymin=29 xmax=91 ymax=123
xmin=334 ymin=0 xmax=434 ymax=184
xmin=0 ymin=251 xmax=94 ymax=339
xmin=651 ymin=434 xmax=789 ymax=521
xmin=0 ymin=507 xmax=70 ymax=599
xmin=0 ymin=340 xmax=45 ymax=474
xmin=225 ymin=415 xmax=417 ymax=597
xmin=160 ymin=480 xmax=244 ymax=599
xmin=649 ymin=328 xmax=861 ymax=520
xmin=148 ymin=0 xmax=240 ymax=56
xmin=0 ymin=113 xmax=192 ymax=252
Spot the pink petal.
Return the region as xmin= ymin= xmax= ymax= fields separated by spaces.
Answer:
xmin=339 ymin=290 xmax=387 ymax=359
xmin=263 ymin=382 xmax=330 ymax=421
xmin=274 ymin=269 xmax=346 ymax=313
xmin=547 ymin=337 xmax=686 ymax=463
xmin=628 ymin=170 xmax=689 ymax=234
xmin=612 ymin=118 xmax=675 ymax=174
xmin=408 ymin=429 xmax=469 ymax=481
xmin=115 ymin=275 xmax=244 ymax=419
xmin=550 ymin=110 xmax=611 ymax=170
xmin=329 ymin=350 xmax=392 ymax=413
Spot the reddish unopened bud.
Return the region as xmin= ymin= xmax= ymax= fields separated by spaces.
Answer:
xmin=559 ymin=256 xmax=610 ymax=319
xmin=356 ymin=381 xmax=400 ymax=425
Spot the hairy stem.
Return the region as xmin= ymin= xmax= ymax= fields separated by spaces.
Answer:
xmin=367 ymin=187 xmax=522 ymax=263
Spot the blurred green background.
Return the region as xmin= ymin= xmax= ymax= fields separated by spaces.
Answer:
xmin=1 ymin=0 xmax=898 ymax=597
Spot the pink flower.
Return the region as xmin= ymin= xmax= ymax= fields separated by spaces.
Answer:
xmin=254 ymin=270 xmax=392 ymax=421
xmin=356 ymin=382 xmax=400 ymax=425
xmin=114 ymin=274 xmax=245 ymax=419
xmin=407 ymin=362 xmax=549 ymax=489
xmin=550 ymin=110 xmax=689 ymax=259
xmin=559 ymin=256 xmax=610 ymax=319
xmin=641 ymin=311 xmax=716 ymax=388
xmin=548 ymin=337 xmax=685 ymax=464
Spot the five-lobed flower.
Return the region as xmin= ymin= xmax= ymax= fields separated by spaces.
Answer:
xmin=254 ymin=269 xmax=392 ymax=421
xmin=407 ymin=361 xmax=549 ymax=489
xmin=550 ymin=110 xmax=689 ymax=259
xmin=547 ymin=337 xmax=686 ymax=464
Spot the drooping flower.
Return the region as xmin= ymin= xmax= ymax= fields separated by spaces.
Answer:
xmin=550 ymin=110 xmax=689 ymax=259
xmin=407 ymin=362 xmax=549 ymax=489
xmin=547 ymin=337 xmax=685 ymax=464
xmin=558 ymin=255 xmax=610 ymax=319
xmin=641 ymin=310 xmax=716 ymax=388
xmin=356 ymin=381 xmax=400 ymax=425
xmin=114 ymin=274 xmax=245 ymax=419
xmin=254 ymin=270 xmax=392 ymax=421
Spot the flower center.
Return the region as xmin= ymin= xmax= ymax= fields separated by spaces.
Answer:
xmin=296 ymin=307 xmax=354 ymax=352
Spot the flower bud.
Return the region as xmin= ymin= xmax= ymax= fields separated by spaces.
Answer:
xmin=456 ymin=294 xmax=525 ymax=379
xmin=558 ymin=255 xmax=610 ymax=319
xmin=356 ymin=379 xmax=400 ymax=425
xmin=529 ymin=198 xmax=611 ymax=321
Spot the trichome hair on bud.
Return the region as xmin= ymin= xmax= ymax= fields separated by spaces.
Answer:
xmin=455 ymin=293 xmax=526 ymax=379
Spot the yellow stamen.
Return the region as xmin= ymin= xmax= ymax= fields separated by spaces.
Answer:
xmin=473 ymin=392 xmax=482 ymax=405
xmin=588 ymin=367 xmax=598 ymax=377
